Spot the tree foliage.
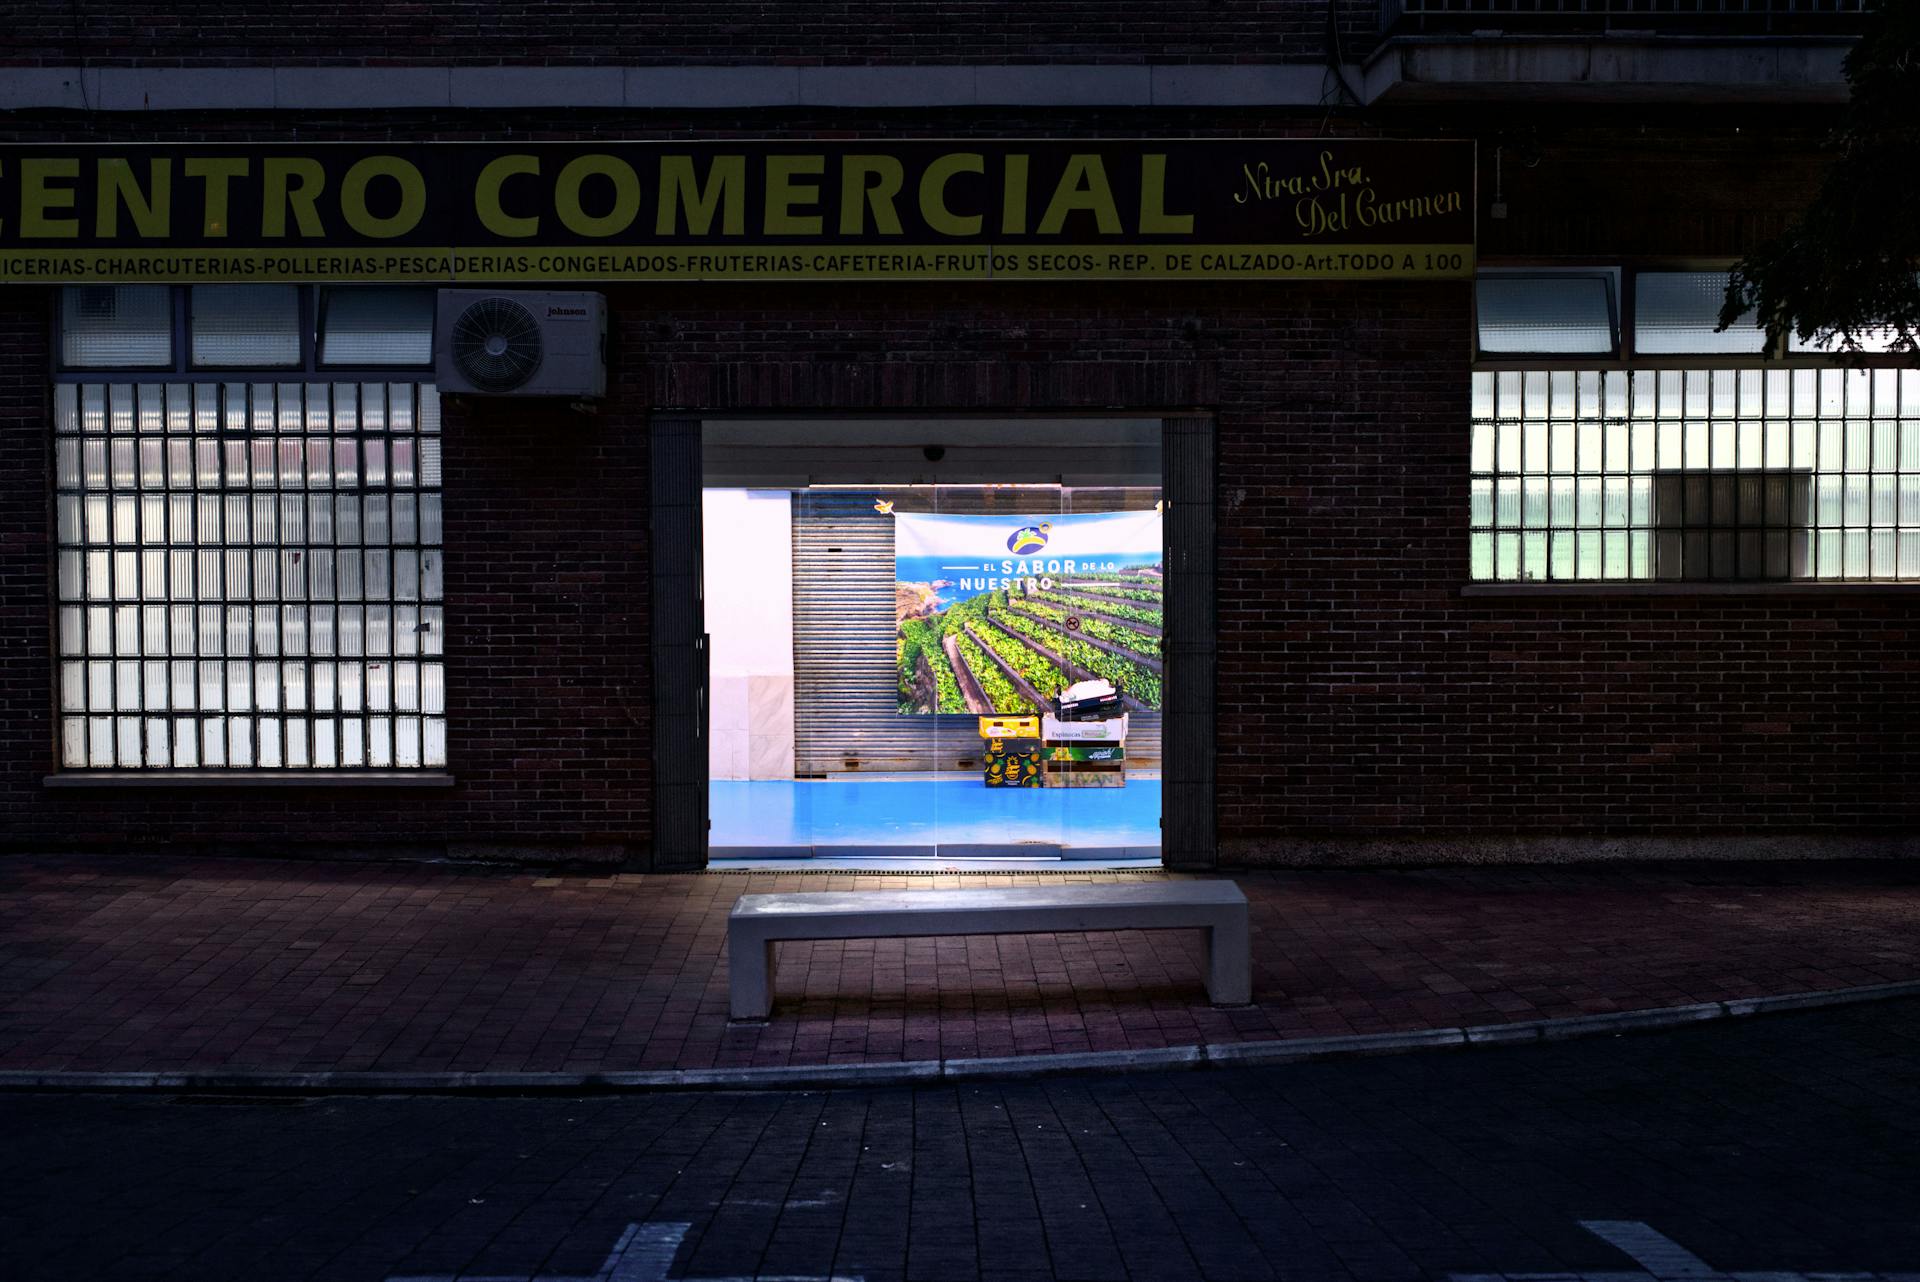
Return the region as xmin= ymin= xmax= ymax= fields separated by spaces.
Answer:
xmin=1721 ymin=4 xmax=1920 ymax=354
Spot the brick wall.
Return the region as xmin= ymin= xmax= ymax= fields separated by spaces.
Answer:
xmin=620 ymin=280 xmax=1918 ymax=862
xmin=1477 ymin=118 xmax=1835 ymax=260
xmin=0 ymin=289 xmax=656 ymax=864
xmin=2 ymin=1 xmax=1382 ymax=66
xmin=0 ymin=291 xmax=54 ymax=830
xmin=2 ymin=106 xmax=1909 ymax=864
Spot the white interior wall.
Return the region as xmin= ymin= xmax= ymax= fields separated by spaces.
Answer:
xmin=703 ymin=489 xmax=795 ymax=780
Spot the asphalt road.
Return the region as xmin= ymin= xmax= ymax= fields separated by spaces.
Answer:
xmin=5 ymin=998 xmax=1920 ymax=1282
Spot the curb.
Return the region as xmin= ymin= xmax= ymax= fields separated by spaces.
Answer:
xmin=4 ymin=978 xmax=1918 ymax=1096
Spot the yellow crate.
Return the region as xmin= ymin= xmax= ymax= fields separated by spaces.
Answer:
xmin=977 ymin=715 xmax=1040 ymax=739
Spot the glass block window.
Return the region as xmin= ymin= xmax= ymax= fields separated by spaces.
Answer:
xmin=1634 ymin=271 xmax=1769 ymax=355
xmin=191 ymin=285 xmax=302 ymax=368
xmin=319 ymin=287 xmax=435 ymax=367
xmin=1469 ymin=368 xmax=1920 ymax=582
xmin=1476 ymin=275 xmax=1615 ymax=355
xmin=52 ymin=379 xmax=447 ymax=770
xmin=60 ymin=286 xmax=173 ymax=368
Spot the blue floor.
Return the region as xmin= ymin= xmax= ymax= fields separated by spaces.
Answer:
xmin=709 ymin=777 xmax=1161 ymax=858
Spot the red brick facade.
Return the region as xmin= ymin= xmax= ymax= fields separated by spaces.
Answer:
xmin=4 ymin=2 xmax=1384 ymax=66
xmin=0 ymin=103 xmax=1910 ymax=866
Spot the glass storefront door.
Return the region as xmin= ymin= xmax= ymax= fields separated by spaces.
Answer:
xmin=702 ymin=419 xmax=1163 ymax=865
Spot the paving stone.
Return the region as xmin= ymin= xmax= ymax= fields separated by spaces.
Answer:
xmin=5 ymin=856 xmax=1920 ymax=1079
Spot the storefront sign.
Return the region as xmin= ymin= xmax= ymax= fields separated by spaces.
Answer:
xmin=0 ymin=140 xmax=1473 ymax=284
xmin=895 ymin=511 xmax=1165 ymax=716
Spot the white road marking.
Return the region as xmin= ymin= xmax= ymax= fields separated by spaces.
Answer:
xmin=608 ymin=1222 xmax=690 ymax=1282
xmin=1449 ymin=1218 xmax=1920 ymax=1282
xmin=388 ymin=1219 xmax=862 ymax=1282
xmin=1580 ymin=1220 xmax=1723 ymax=1277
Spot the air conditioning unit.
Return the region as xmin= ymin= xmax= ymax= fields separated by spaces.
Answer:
xmin=434 ymin=290 xmax=607 ymax=398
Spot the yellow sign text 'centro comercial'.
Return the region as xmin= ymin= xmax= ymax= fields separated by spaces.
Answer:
xmin=0 ymin=140 xmax=1475 ymax=283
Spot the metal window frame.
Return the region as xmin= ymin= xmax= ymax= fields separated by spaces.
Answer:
xmin=1648 ymin=466 xmax=1815 ymax=581
xmin=53 ymin=284 xmax=177 ymax=372
xmin=1473 ymin=267 xmax=1622 ymax=361
xmin=186 ymin=283 xmax=308 ymax=372
xmin=1475 ymin=259 xmax=1920 ymax=372
xmin=44 ymin=354 xmax=449 ymax=775
xmin=53 ymin=283 xmax=437 ymax=379
xmin=1467 ymin=366 xmax=1920 ymax=585
xmin=1630 ymin=267 xmax=1772 ymax=360
xmin=314 ymin=284 xmax=438 ymax=371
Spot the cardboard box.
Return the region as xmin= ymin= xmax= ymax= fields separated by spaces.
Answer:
xmin=1046 ymin=744 xmax=1125 ymax=763
xmin=983 ymin=736 xmax=1043 ymax=787
xmin=978 ymin=715 xmax=1041 ymax=739
xmin=1041 ymin=713 xmax=1128 ymax=743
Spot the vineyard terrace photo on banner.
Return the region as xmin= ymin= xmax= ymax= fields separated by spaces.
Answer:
xmin=894 ymin=510 xmax=1164 ymax=716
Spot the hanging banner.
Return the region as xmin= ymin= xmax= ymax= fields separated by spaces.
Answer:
xmin=895 ymin=510 xmax=1165 ymax=716
xmin=0 ymin=139 xmax=1473 ymax=283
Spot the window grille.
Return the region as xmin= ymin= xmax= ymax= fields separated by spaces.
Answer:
xmin=1650 ymin=469 xmax=1812 ymax=579
xmin=1469 ymin=368 xmax=1920 ymax=581
xmin=52 ymin=379 xmax=446 ymax=770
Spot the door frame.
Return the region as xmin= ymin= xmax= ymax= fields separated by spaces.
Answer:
xmin=648 ymin=411 xmax=1217 ymax=871
xmin=648 ymin=414 xmax=709 ymax=870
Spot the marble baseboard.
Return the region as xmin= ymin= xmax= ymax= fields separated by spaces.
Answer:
xmin=748 ymin=732 xmax=793 ymax=780
xmin=709 ymin=673 xmax=793 ymax=779
xmin=710 ymin=675 xmax=750 ymax=734
xmin=746 ymin=674 xmax=795 ymax=779
xmin=709 ymin=727 xmax=748 ymax=780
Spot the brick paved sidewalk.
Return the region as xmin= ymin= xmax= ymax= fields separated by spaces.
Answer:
xmin=2 ymin=854 xmax=1918 ymax=1075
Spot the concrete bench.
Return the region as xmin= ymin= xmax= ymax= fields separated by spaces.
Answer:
xmin=727 ymin=881 xmax=1251 ymax=1020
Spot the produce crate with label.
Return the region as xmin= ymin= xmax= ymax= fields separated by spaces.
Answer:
xmin=1041 ymin=680 xmax=1128 ymax=788
xmin=978 ymin=717 xmax=1044 ymax=787
xmin=982 ymin=736 xmax=1044 ymax=787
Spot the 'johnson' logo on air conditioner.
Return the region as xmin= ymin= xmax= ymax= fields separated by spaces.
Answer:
xmin=545 ymin=305 xmax=589 ymax=320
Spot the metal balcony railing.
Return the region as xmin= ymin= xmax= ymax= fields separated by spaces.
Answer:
xmin=1384 ymin=0 xmax=1877 ymax=31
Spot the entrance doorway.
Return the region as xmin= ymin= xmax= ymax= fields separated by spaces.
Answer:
xmin=701 ymin=418 xmax=1165 ymax=865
